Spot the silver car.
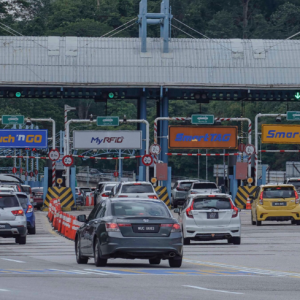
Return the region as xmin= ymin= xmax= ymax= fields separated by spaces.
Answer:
xmin=176 ymin=193 xmax=241 ymax=245
xmin=171 ymin=180 xmax=200 ymax=208
xmin=186 ymin=182 xmax=220 ymax=198
xmin=97 ymin=183 xmax=117 ymax=203
xmin=111 ymin=181 xmax=159 ymax=199
xmin=0 ymin=192 xmax=27 ymax=244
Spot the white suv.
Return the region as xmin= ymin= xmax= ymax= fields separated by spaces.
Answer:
xmin=176 ymin=193 xmax=241 ymax=245
xmin=111 ymin=181 xmax=158 ymax=199
xmin=0 ymin=192 xmax=27 ymax=244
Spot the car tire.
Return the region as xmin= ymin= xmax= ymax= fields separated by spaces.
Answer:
xmin=251 ymin=211 xmax=256 ymax=225
xmin=183 ymin=238 xmax=190 ymax=245
xmin=75 ymin=238 xmax=88 ymax=264
xmin=94 ymin=237 xmax=107 ymax=267
xmin=149 ymin=258 xmax=161 ymax=265
xmin=291 ymin=220 xmax=296 ymax=225
xmin=28 ymin=227 xmax=36 ymax=234
xmin=256 ymin=220 xmax=262 ymax=226
xmin=169 ymin=257 xmax=182 ymax=268
xmin=231 ymin=237 xmax=241 ymax=245
xmin=16 ymin=236 xmax=26 ymax=245
xmin=296 ymin=220 xmax=300 ymax=225
xmin=173 ymin=200 xmax=177 ymax=209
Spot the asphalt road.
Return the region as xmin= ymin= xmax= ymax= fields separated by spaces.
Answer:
xmin=1 ymin=210 xmax=300 ymax=300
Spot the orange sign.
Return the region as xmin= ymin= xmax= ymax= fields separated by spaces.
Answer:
xmin=169 ymin=126 xmax=238 ymax=149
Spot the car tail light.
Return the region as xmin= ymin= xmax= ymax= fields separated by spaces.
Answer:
xmin=295 ymin=191 xmax=299 ymax=204
xmin=78 ymin=191 xmax=81 ymax=195
xmin=148 ymin=195 xmax=158 ymax=199
xmin=118 ymin=195 xmax=128 ymax=198
xmin=30 ymin=187 xmax=32 ymax=193
xmin=105 ymin=223 xmax=120 ymax=232
xmin=232 ymin=206 xmax=239 ymax=218
xmin=26 ymin=205 xmax=33 ymax=213
xmin=118 ymin=223 xmax=131 ymax=227
xmin=208 ymin=195 xmax=216 ymax=197
xmin=134 ymin=183 xmax=141 ymax=185
xmin=176 ymin=186 xmax=185 ymax=191
xmin=161 ymin=223 xmax=181 ymax=232
xmin=186 ymin=201 xmax=194 ymax=218
xmin=12 ymin=210 xmax=24 ymax=216
xmin=17 ymin=185 xmax=21 ymax=192
xmin=101 ymin=193 xmax=109 ymax=197
xmin=259 ymin=192 xmax=264 ymax=205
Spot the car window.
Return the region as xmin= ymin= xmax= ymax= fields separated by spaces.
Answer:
xmin=32 ymin=188 xmax=43 ymax=193
xmin=172 ymin=182 xmax=178 ymax=189
xmin=17 ymin=195 xmax=28 ymax=209
xmin=105 ymin=185 xmax=115 ymax=191
xmin=180 ymin=182 xmax=194 ymax=189
xmin=88 ymin=204 xmax=101 ymax=221
xmin=121 ymin=184 xmax=154 ymax=193
xmin=22 ymin=186 xmax=31 ymax=193
xmin=111 ymin=201 xmax=170 ymax=217
xmin=0 ymin=195 xmax=20 ymax=208
xmin=287 ymin=181 xmax=300 ymax=188
xmin=96 ymin=204 xmax=106 ymax=218
xmin=193 ymin=183 xmax=217 ymax=189
xmin=192 ymin=198 xmax=232 ymax=210
xmin=263 ymin=187 xmax=295 ymax=198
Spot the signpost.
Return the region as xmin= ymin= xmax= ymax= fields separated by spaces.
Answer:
xmin=142 ymin=155 xmax=153 ymax=167
xmin=113 ymin=171 xmax=119 ymax=177
xmin=97 ymin=116 xmax=119 ymax=126
xmin=287 ymin=111 xmax=300 ymax=121
xmin=2 ymin=115 xmax=24 ymax=125
xmin=49 ymin=149 xmax=60 ymax=161
xmin=191 ymin=114 xmax=214 ymax=125
xmin=62 ymin=155 xmax=74 ymax=167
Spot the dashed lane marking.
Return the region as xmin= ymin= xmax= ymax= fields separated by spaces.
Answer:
xmin=183 ymin=285 xmax=244 ymax=295
xmin=1 ymin=258 xmax=25 ymax=263
xmin=0 ymin=289 xmax=9 ymax=292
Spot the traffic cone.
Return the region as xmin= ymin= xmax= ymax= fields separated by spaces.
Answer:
xmin=246 ymin=195 xmax=251 ymax=210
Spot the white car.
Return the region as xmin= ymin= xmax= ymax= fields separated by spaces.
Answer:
xmin=111 ymin=181 xmax=159 ymax=199
xmin=176 ymin=193 xmax=241 ymax=245
xmin=186 ymin=182 xmax=220 ymax=197
xmin=97 ymin=183 xmax=117 ymax=203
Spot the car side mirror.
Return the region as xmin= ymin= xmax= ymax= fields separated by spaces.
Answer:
xmin=174 ymin=208 xmax=180 ymax=214
xmin=77 ymin=215 xmax=87 ymax=223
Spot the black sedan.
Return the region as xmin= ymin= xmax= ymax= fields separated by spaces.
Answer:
xmin=75 ymin=199 xmax=183 ymax=268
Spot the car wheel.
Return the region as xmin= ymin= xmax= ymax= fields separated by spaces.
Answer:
xmin=149 ymin=258 xmax=161 ymax=265
xmin=75 ymin=238 xmax=88 ymax=264
xmin=296 ymin=220 xmax=300 ymax=225
xmin=169 ymin=257 xmax=182 ymax=268
xmin=183 ymin=238 xmax=190 ymax=245
xmin=28 ymin=227 xmax=36 ymax=234
xmin=94 ymin=237 xmax=107 ymax=267
xmin=291 ymin=220 xmax=296 ymax=225
xmin=251 ymin=211 xmax=256 ymax=225
xmin=173 ymin=200 xmax=177 ymax=209
xmin=256 ymin=214 xmax=262 ymax=226
xmin=231 ymin=237 xmax=241 ymax=245
xmin=16 ymin=236 xmax=26 ymax=245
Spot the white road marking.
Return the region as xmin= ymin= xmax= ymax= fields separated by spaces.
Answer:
xmin=0 ymin=289 xmax=9 ymax=292
xmin=84 ymin=269 xmax=119 ymax=275
xmin=1 ymin=258 xmax=25 ymax=263
xmin=183 ymin=285 xmax=244 ymax=295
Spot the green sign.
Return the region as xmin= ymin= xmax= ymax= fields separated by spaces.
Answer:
xmin=191 ymin=114 xmax=214 ymax=125
xmin=108 ymin=93 xmax=115 ymax=99
xmin=295 ymin=93 xmax=300 ymax=100
xmin=15 ymin=92 xmax=21 ymax=98
xmin=287 ymin=111 xmax=300 ymax=121
xmin=2 ymin=115 xmax=24 ymax=125
xmin=97 ymin=116 xmax=119 ymax=126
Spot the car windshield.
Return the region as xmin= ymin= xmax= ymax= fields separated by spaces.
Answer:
xmin=112 ymin=201 xmax=170 ymax=217
xmin=263 ymin=187 xmax=295 ymax=198
xmin=179 ymin=182 xmax=194 ymax=188
xmin=17 ymin=195 xmax=28 ymax=209
xmin=32 ymin=188 xmax=43 ymax=193
xmin=121 ymin=184 xmax=154 ymax=193
xmin=193 ymin=198 xmax=232 ymax=210
xmin=0 ymin=196 xmax=20 ymax=208
xmin=193 ymin=183 xmax=217 ymax=189
xmin=22 ymin=186 xmax=31 ymax=193
xmin=81 ymin=188 xmax=91 ymax=193
xmin=288 ymin=181 xmax=300 ymax=188
xmin=105 ymin=185 xmax=116 ymax=191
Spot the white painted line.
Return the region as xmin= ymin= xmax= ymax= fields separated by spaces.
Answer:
xmin=1 ymin=258 xmax=25 ymax=263
xmin=84 ymin=269 xmax=119 ymax=275
xmin=183 ymin=285 xmax=244 ymax=295
xmin=0 ymin=289 xmax=9 ymax=292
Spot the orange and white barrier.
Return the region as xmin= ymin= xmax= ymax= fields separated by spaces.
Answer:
xmin=85 ymin=192 xmax=94 ymax=206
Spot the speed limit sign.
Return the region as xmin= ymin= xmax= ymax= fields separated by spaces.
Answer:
xmin=49 ymin=149 xmax=60 ymax=161
xmin=142 ymin=155 xmax=153 ymax=167
xmin=62 ymin=155 xmax=74 ymax=167
xmin=149 ymin=144 xmax=161 ymax=155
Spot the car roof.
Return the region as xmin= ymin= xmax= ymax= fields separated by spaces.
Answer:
xmin=109 ymin=198 xmax=163 ymax=203
xmin=261 ymin=183 xmax=295 ymax=187
xmin=0 ymin=192 xmax=16 ymax=195
xmin=121 ymin=181 xmax=152 ymax=185
xmin=177 ymin=180 xmax=200 ymax=183
xmin=188 ymin=193 xmax=231 ymax=198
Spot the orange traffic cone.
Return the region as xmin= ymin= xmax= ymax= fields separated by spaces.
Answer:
xmin=246 ymin=195 xmax=251 ymax=210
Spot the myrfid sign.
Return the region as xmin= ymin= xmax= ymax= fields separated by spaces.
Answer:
xmin=0 ymin=130 xmax=48 ymax=148
xmin=73 ymin=131 xmax=142 ymax=150
xmin=169 ymin=126 xmax=238 ymax=149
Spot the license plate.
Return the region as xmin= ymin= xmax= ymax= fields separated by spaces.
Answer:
xmin=132 ymin=225 xmax=159 ymax=233
xmin=207 ymin=212 xmax=219 ymax=219
xmin=272 ymin=202 xmax=287 ymax=206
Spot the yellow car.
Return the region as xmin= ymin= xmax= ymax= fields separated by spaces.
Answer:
xmin=250 ymin=184 xmax=300 ymax=226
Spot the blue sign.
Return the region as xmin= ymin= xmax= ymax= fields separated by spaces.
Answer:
xmin=0 ymin=130 xmax=48 ymax=148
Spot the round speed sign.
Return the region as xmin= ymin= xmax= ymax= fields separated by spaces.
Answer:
xmin=149 ymin=144 xmax=161 ymax=155
xmin=244 ymin=144 xmax=256 ymax=155
xmin=142 ymin=155 xmax=153 ymax=167
xmin=49 ymin=149 xmax=60 ymax=161
xmin=62 ymin=155 xmax=74 ymax=167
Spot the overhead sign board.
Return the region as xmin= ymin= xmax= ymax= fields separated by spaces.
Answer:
xmin=287 ymin=111 xmax=300 ymax=121
xmin=261 ymin=125 xmax=300 ymax=144
xmin=168 ymin=126 xmax=238 ymax=149
xmin=0 ymin=130 xmax=48 ymax=148
xmin=73 ymin=131 xmax=142 ymax=150
xmin=2 ymin=115 xmax=24 ymax=125
xmin=191 ymin=114 xmax=214 ymax=125
xmin=97 ymin=116 xmax=119 ymax=126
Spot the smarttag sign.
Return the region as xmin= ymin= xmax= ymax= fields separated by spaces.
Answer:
xmin=0 ymin=130 xmax=48 ymax=148
xmin=169 ymin=126 xmax=238 ymax=149
xmin=261 ymin=125 xmax=300 ymax=144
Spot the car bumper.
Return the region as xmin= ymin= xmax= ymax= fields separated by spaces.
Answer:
xmin=0 ymin=225 xmax=27 ymax=238
xmin=101 ymin=233 xmax=183 ymax=259
xmin=33 ymin=199 xmax=43 ymax=207
xmin=184 ymin=225 xmax=241 ymax=240
xmin=257 ymin=206 xmax=300 ymax=221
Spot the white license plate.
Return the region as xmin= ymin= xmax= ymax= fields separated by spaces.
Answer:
xmin=138 ymin=226 xmax=155 ymax=231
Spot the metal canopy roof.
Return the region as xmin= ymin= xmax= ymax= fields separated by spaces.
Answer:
xmin=0 ymin=36 xmax=300 ymax=88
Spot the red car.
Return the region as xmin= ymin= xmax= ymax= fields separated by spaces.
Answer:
xmin=32 ymin=187 xmax=44 ymax=209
